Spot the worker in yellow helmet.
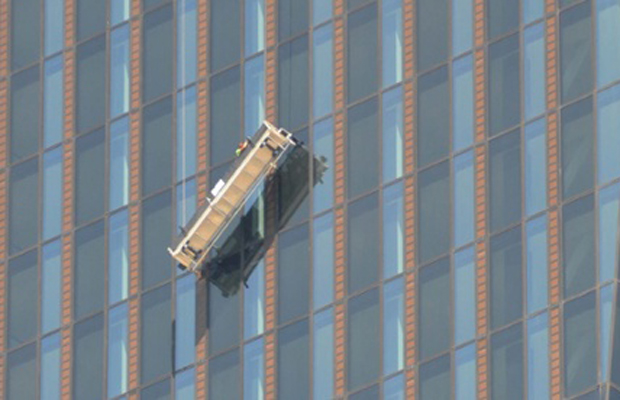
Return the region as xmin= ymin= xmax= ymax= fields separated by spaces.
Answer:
xmin=236 ymin=139 xmax=251 ymax=157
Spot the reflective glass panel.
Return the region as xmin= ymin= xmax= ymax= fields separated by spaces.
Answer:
xmin=245 ymin=55 xmax=265 ymax=136
xmin=560 ymin=1 xmax=592 ymax=104
xmin=527 ymin=312 xmax=549 ymax=400
xmin=384 ymin=374 xmax=405 ymax=400
xmin=600 ymin=285 xmax=613 ymax=382
xmin=43 ymin=148 xmax=63 ymax=240
xmin=77 ymin=37 xmax=105 ymax=135
xmin=111 ymin=25 xmax=130 ymax=118
xmin=348 ymin=193 xmax=379 ymax=292
xmin=279 ymin=319 xmax=310 ymax=399
xmin=141 ymin=190 xmax=172 ymax=289
xmin=74 ymin=221 xmax=105 ymax=319
xmin=44 ymin=55 xmax=64 ymax=148
xmin=524 ymin=0 xmax=544 ymax=23
xmin=382 ymin=86 xmax=404 ymax=182
xmin=41 ymin=333 xmax=61 ymax=400
xmin=76 ymin=128 xmax=105 ymax=225
xmin=42 ymin=241 xmax=62 ymax=333
xmin=8 ymin=251 xmax=37 ymax=349
xmin=526 ymin=216 xmax=548 ymax=314
xmin=419 ymin=355 xmax=450 ymax=400
xmin=244 ymin=260 xmax=265 ymax=339
xmin=314 ymin=309 xmax=334 ymax=400
xmin=11 ymin=0 xmax=40 ymax=70
xmin=488 ymin=0 xmax=519 ymax=40
xmin=418 ymin=67 xmax=449 ymax=167
xmin=417 ymin=0 xmax=448 ymax=71
xmin=524 ymin=23 xmax=545 ymax=121
xmin=314 ymin=0 xmax=332 ymax=25
xmin=419 ymin=257 xmax=451 ymax=359
xmin=278 ymin=35 xmax=309 ymax=130
xmin=563 ymin=195 xmax=595 ymax=298
xmin=489 ymin=34 xmax=520 ymax=136
xmin=246 ymin=0 xmax=265 ymax=55
xmin=11 ymin=66 xmax=39 ymax=163
xmin=176 ymin=179 xmax=196 ymax=232
xmin=453 ymin=0 xmax=472 ymax=55
xmin=73 ymin=314 xmax=104 ymax=400
xmin=211 ymin=67 xmax=241 ymax=166
xmin=455 ymin=344 xmax=476 ymax=400
xmin=313 ymin=118 xmax=334 ymax=213
xmin=562 ymin=97 xmax=593 ymax=200
xmin=599 ymin=184 xmax=620 ymax=283
xmin=454 ymin=150 xmax=474 ymax=248
xmin=108 ymin=303 xmax=128 ymax=398
xmin=348 ymin=4 xmax=378 ymax=102
xmin=382 ymin=0 xmax=402 ymax=86
xmin=491 ymin=323 xmax=523 ymax=400
xmin=9 ymin=159 xmax=38 ymax=254
xmin=110 ymin=117 xmax=129 ymax=211
xmin=143 ymin=5 xmax=173 ymax=102
xmin=279 ymin=224 xmax=310 ymax=323
xmin=490 ymin=129 xmax=521 ymax=232
xmin=313 ymin=213 xmax=334 ymax=309
xmin=111 ymin=0 xmax=130 ymax=25
xmin=525 ymin=118 xmax=547 ymax=216
xmin=178 ymin=0 xmax=197 ymax=87
xmin=8 ymin=344 xmax=36 ymax=400
xmin=313 ymin=24 xmax=333 ymax=119
xmin=455 ymin=247 xmax=476 ymax=345
xmin=348 ymin=98 xmax=379 ymax=198
xmin=418 ymin=161 xmax=450 ymax=263
xmin=348 ymin=289 xmax=379 ymax=391
xmin=176 ymin=368 xmax=195 ymax=400
xmin=384 ymin=277 xmax=404 ymax=375
xmin=211 ymin=0 xmax=240 ymax=71
xmin=490 ymin=226 xmax=522 ymax=330
xmin=142 ymin=98 xmax=173 ymax=198
xmin=209 ymin=281 xmax=240 ymax=354
xmin=176 ymin=275 xmax=196 ymax=369
xmin=210 ymin=350 xmax=240 ymax=399
xmin=453 ymin=55 xmax=474 ymax=151
xmin=596 ymin=0 xmax=620 ymax=87
xmin=141 ymin=284 xmax=172 ymax=383
xmin=177 ymin=86 xmax=197 ymax=181
xmin=598 ymin=84 xmax=620 ymax=184
xmin=383 ymin=182 xmax=404 ymax=278
xmin=564 ymin=292 xmax=596 ymax=396
xmin=244 ymin=338 xmax=264 ymax=400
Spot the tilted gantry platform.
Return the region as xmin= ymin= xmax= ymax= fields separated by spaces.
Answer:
xmin=168 ymin=121 xmax=299 ymax=274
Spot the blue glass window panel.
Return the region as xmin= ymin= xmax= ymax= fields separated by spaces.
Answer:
xmin=525 ymin=118 xmax=547 ymax=216
xmin=176 ymin=274 xmax=196 ymax=369
xmin=454 ymin=150 xmax=474 ymax=248
xmin=526 ymin=216 xmax=548 ymax=314
xmin=44 ymin=55 xmax=64 ymax=148
xmin=244 ymin=338 xmax=264 ymax=400
xmin=455 ymin=246 xmax=476 ymax=345
xmin=384 ymin=277 xmax=404 ymax=375
xmin=178 ymin=0 xmax=197 ymax=87
xmin=111 ymin=0 xmax=130 ymax=25
xmin=177 ymin=87 xmax=197 ymax=181
xmin=109 ymin=210 xmax=129 ymax=304
xmin=383 ymin=182 xmax=404 ymax=278
xmin=245 ymin=0 xmax=265 ymax=55
xmin=313 ymin=24 xmax=333 ymax=119
xmin=45 ymin=0 xmax=64 ymax=56
xmin=108 ymin=303 xmax=128 ymax=398
xmin=598 ymin=84 xmax=620 ymax=184
xmin=382 ymin=86 xmax=403 ymax=182
xmin=43 ymin=148 xmax=63 ymax=240
xmin=600 ymin=285 xmax=613 ymax=382
xmin=524 ymin=0 xmax=544 ymax=24
xmin=384 ymin=373 xmax=405 ymax=400
xmin=175 ymin=368 xmax=195 ymax=400
xmin=111 ymin=25 xmax=130 ymax=118
xmin=244 ymin=55 xmax=265 ymax=136
xmin=42 ymin=241 xmax=62 ymax=333
xmin=313 ymin=213 xmax=334 ymax=309
xmin=41 ymin=333 xmax=61 ymax=400
xmin=313 ymin=308 xmax=334 ymax=400
xmin=244 ymin=260 xmax=265 ymax=339
xmin=453 ymin=55 xmax=474 ymax=151
xmin=314 ymin=0 xmax=332 ymax=25
xmin=176 ymin=179 xmax=196 ymax=234
xmin=524 ymin=24 xmax=545 ymax=121
xmin=527 ymin=312 xmax=549 ymax=400
xmin=110 ymin=117 xmax=129 ymax=210
xmin=382 ymin=0 xmax=402 ymax=86
xmin=597 ymin=0 xmax=620 ymax=87
xmin=452 ymin=0 xmax=472 ymax=55
xmin=599 ymin=184 xmax=620 ymax=283
xmin=313 ymin=118 xmax=334 ymax=213
xmin=455 ymin=344 xmax=476 ymax=400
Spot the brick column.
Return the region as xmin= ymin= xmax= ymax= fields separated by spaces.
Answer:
xmin=126 ymin=1 xmax=142 ymax=398
xmin=472 ymin=0 xmax=488 ymax=397
xmin=545 ymin=0 xmax=561 ymax=397
xmin=263 ymin=0 xmax=279 ymax=398
xmin=0 ymin=0 xmax=8 ymax=396
xmin=59 ymin=0 xmax=76 ymax=397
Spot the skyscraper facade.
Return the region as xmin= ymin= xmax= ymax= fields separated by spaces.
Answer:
xmin=1 ymin=0 xmax=620 ymax=399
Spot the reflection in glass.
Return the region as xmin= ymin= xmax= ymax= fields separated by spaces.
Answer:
xmin=491 ymin=323 xmax=523 ymax=400
xmin=177 ymin=87 xmax=197 ymax=181
xmin=418 ymin=67 xmax=449 ymax=167
xmin=524 ymin=23 xmax=545 ymax=121
xmin=313 ymin=24 xmax=333 ymax=119
xmin=562 ymin=97 xmax=593 ymax=200
xmin=489 ymin=34 xmax=520 ymax=136
xmin=244 ymin=338 xmax=264 ymax=400
xmin=526 ymin=216 xmax=548 ymax=314
xmin=42 ymin=241 xmax=62 ymax=334
xmin=111 ymin=25 xmax=130 ymax=118
xmin=41 ymin=333 xmax=61 ymax=400
xmin=242 ymin=257 xmax=264 ymax=339
xmin=313 ymin=118 xmax=334 ymax=213
xmin=564 ymin=292 xmax=596 ymax=396
xmin=419 ymin=355 xmax=450 ymax=400
xmin=45 ymin=0 xmax=64 ymax=56
xmin=598 ymin=84 xmax=620 ymax=184
xmin=563 ymin=195 xmax=595 ymax=298
xmin=110 ymin=117 xmax=130 ymax=210
xmin=279 ymin=319 xmax=309 ymax=399
xmin=43 ymin=148 xmax=63 ymax=240
xmin=314 ymin=309 xmax=334 ymax=400
xmin=176 ymin=275 xmax=196 ymax=369
xmin=246 ymin=0 xmax=265 ymax=55
xmin=176 ymin=179 xmax=197 ymax=234
xmin=348 ymin=98 xmax=379 ymax=198
xmin=419 ymin=258 xmax=450 ymax=360
xmin=111 ymin=0 xmax=130 ymax=25
xmin=454 ymin=150 xmax=474 ymax=248
xmin=108 ymin=303 xmax=128 ymax=398
xmin=348 ymin=290 xmax=379 ymax=391
xmin=245 ymin=55 xmax=265 ymax=136
xmin=178 ymin=0 xmax=197 ymax=87
xmin=601 ymin=285 xmax=613 ymax=382
xmin=175 ymin=368 xmax=195 ymax=400
xmin=455 ymin=247 xmax=475 ymax=345
xmin=453 ymin=0 xmax=472 ymax=55
xmin=382 ymin=0 xmax=402 ymax=87
xmin=599 ymin=184 xmax=620 ymax=283
xmin=348 ymin=4 xmax=378 ymax=102
xmin=314 ymin=0 xmax=332 ymax=25
xmin=382 ymin=86 xmax=403 ymax=182
xmin=419 ymin=161 xmax=450 ymax=262
xmin=383 ymin=182 xmax=404 ymax=278
xmin=348 ymin=193 xmax=379 ymax=293
xmin=527 ymin=312 xmax=549 ymax=400
xmin=384 ymin=278 xmax=404 ymax=375
xmin=313 ymin=214 xmax=334 ymax=309
xmin=44 ymin=56 xmax=64 ymax=148
xmin=109 ymin=209 xmax=129 ymax=304
xmin=453 ymin=55 xmax=473 ymax=151
xmin=597 ymin=0 xmax=620 ymax=87
xmin=455 ymin=344 xmax=476 ymax=400
xmin=210 ymin=350 xmax=240 ymax=399
xmin=560 ymin=1 xmax=592 ymax=104
xmin=384 ymin=373 xmax=405 ymax=400
xmin=525 ymin=118 xmax=546 ymax=216
xmin=490 ymin=227 xmax=522 ymax=330
xmin=524 ymin=0 xmax=544 ymax=23
xmin=490 ymin=129 xmax=521 ymax=232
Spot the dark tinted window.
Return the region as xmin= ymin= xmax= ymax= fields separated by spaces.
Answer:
xmin=348 ymin=98 xmax=378 ymax=198
xmin=209 ymin=282 xmax=240 ymax=354
xmin=562 ymin=195 xmax=595 ymax=298
xmin=209 ymin=350 xmax=240 ymax=400
xmin=487 ymin=0 xmax=519 ymax=40
xmin=561 ymin=97 xmax=593 ymax=200
xmin=491 ymin=323 xmax=523 ymax=400
xmin=419 ymin=355 xmax=451 ymax=400
xmin=73 ymin=314 xmax=104 ymax=400
xmin=143 ymin=0 xmax=170 ymax=10
xmin=489 ymin=129 xmax=521 ymax=232
xmin=278 ymin=224 xmax=309 ymax=323
xmin=350 ymin=385 xmax=380 ymax=400
xmin=141 ymin=379 xmax=170 ymax=400
xmin=417 ymin=0 xmax=448 ymax=71
xmin=490 ymin=227 xmax=522 ymax=330
xmin=7 ymin=344 xmax=36 ymax=400
xmin=347 ymin=4 xmax=378 ymax=103
xmin=418 ymin=161 xmax=450 ymax=263
xmin=489 ymin=34 xmax=520 ymax=136
xmin=10 ymin=66 xmax=39 ymax=162
xmin=9 ymin=159 xmax=38 ymax=254
xmin=348 ymin=193 xmax=379 ymax=293
xmin=348 ymin=0 xmax=374 ymax=9
xmin=77 ymin=0 xmax=105 ymax=41
xmin=279 ymin=0 xmax=309 ymax=40
xmin=278 ymin=319 xmax=310 ymax=400
xmin=74 ymin=221 xmax=105 ymax=319
xmin=77 ymin=36 xmax=106 ymax=134
xmin=142 ymin=97 xmax=172 ymax=196
xmin=564 ymin=292 xmax=596 ymax=397
xmin=211 ymin=0 xmax=240 ymax=71
xmin=418 ymin=67 xmax=449 ymax=167
xmin=10 ymin=0 xmax=40 ymax=70
xmin=8 ymin=250 xmax=38 ymax=348
xmin=143 ymin=5 xmax=173 ymax=102
xmin=141 ymin=284 xmax=172 ymax=383
xmin=278 ymin=36 xmax=309 ymax=130
xmin=560 ymin=1 xmax=592 ymax=104
xmin=210 ymin=67 xmax=241 ymax=166
xmin=419 ymin=257 xmax=450 ymax=360
xmin=76 ymin=128 xmax=105 ymax=225
xmin=142 ymin=190 xmax=172 ymax=289
xmin=348 ymin=289 xmax=380 ymax=391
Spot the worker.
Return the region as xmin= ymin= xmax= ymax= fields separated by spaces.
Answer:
xmin=236 ymin=138 xmax=252 ymax=157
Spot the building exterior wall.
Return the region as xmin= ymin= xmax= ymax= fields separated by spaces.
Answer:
xmin=2 ymin=0 xmax=620 ymax=399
